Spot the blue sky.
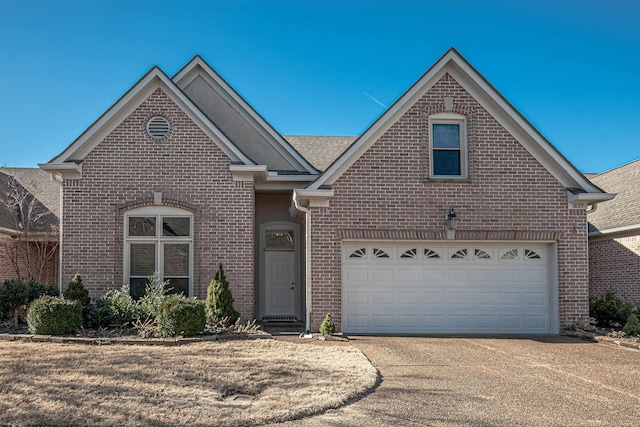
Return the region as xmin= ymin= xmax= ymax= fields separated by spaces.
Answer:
xmin=1 ymin=0 xmax=639 ymax=173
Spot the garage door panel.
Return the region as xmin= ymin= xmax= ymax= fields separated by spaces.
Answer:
xmin=423 ymin=269 xmax=445 ymax=281
xmin=372 ymin=292 xmax=394 ymax=305
xmin=345 ymin=291 xmax=368 ymax=305
xmin=522 ymin=292 xmax=546 ymax=306
xmin=346 ymin=268 xmax=368 ymax=282
xmin=372 ymin=269 xmax=393 ymax=282
xmin=422 ymin=292 xmax=445 ymax=305
xmin=448 ymin=269 xmax=470 ymax=282
xmin=343 ymin=242 xmax=552 ymax=334
xmin=397 ymin=292 xmax=420 ymax=304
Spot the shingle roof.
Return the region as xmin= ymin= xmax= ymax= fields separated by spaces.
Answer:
xmin=283 ymin=136 xmax=356 ymax=171
xmin=588 ymin=158 xmax=640 ymax=233
xmin=0 ymin=169 xmax=60 ymax=233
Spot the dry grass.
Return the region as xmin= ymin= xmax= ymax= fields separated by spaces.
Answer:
xmin=0 ymin=339 xmax=378 ymax=426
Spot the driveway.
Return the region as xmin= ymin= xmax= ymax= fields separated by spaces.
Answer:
xmin=281 ymin=336 xmax=640 ymax=426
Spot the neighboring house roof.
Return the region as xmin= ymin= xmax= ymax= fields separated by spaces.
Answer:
xmin=588 ymin=158 xmax=640 ymax=235
xmin=305 ymin=48 xmax=610 ymax=205
xmin=284 ymin=136 xmax=356 ymax=171
xmin=0 ymin=169 xmax=59 ymax=235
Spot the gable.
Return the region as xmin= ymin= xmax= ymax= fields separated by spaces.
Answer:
xmin=173 ymin=57 xmax=317 ymax=174
xmin=307 ymin=48 xmax=612 ymax=208
xmin=40 ymin=67 xmax=255 ymax=180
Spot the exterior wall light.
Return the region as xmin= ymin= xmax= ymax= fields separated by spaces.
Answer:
xmin=445 ymin=207 xmax=458 ymax=240
xmin=445 ymin=207 xmax=459 ymax=231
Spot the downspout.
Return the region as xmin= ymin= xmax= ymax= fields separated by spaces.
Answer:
xmin=54 ymin=177 xmax=63 ymax=295
xmin=293 ymin=191 xmax=313 ymax=338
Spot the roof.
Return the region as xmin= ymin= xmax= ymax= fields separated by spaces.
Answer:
xmin=588 ymin=158 xmax=640 ymax=234
xmin=0 ymin=169 xmax=59 ymax=234
xmin=306 ymin=48 xmax=608 ymax=202
xmin=42 ymin=56 xmax=319 ymax=180
xmin=284 ymin=136 xmax=356 ymax=171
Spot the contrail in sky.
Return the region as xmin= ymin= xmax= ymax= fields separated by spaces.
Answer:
xmin=363 ymin=92 xmax=387 ymax=109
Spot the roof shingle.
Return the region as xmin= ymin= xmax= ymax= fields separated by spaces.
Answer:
xmin=588 ymin=158 xmax=640 ymax=233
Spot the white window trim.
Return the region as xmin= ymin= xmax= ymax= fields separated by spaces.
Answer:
xmin=123 ymin=206 xmax=194 ymax=297
xmin=428 ymin=112 xmax=468 ymax=179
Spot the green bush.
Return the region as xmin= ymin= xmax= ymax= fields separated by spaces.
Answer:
xmin=206 ymin=263 xmax=240 ymax=325
xmin=63 ymin=273 xmax=90 ymax=307
xmin=27 ymin=296 xmax=82 ymax=335
xmin=138 ymin=273 xmax=170 ymax=321
xmin=589 ymin=290 xmax=634 ymax=327
xmin=88 ymin=284 xmax=139 ymax=327
xmin=623 ymin=314 xmax=640 ymax=336
xmin=156 ymin=295 xmax=206 ymax=337
xmin=0 ymin=279 xmax=58 ymax=324
xmin=319 ymin=313 xmax=335 ymax=336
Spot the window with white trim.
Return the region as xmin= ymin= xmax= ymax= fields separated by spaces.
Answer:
xmin=429 ymin=112 xmax=468 ymax=178
xmin=124 ymin=206 xmax=193 ymax=299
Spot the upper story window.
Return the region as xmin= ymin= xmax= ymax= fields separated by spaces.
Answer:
xmin=124 ymin=206 xmax=193 ymax=299
xmin=429 ymin=112 xmax=468 ymax=179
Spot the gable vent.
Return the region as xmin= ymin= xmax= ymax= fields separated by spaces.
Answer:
xmin=146 ymin=116 xmax=170 ymax=139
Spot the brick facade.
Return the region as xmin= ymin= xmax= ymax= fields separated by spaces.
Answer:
xmin=308 ymin=73 xmax=589 ymax=331
xmin=589 ymin=234 xmax=640 ymax=303
xmin=61 ymin=88 xmax=255 ymax=318
xmin=0 ymin=234 xmax=59 ymax=286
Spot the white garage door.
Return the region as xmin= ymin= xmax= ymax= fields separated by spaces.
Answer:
xmin=342 ymin=242 xmax=554 ymax=334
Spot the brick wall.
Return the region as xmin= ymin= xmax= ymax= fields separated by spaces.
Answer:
xmin=589 ymin=234 xmax=640 ymax=303
xmin=61 ymin=88 xmax=255 ymax=319
xmin=0 ymin=234 xmax=59 ymax=286
xmin=308 ymin=73 xmax=588 ymax=331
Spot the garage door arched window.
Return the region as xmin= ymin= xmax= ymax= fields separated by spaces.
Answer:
xmin=124 ymin=206 xmax=193 ymax=299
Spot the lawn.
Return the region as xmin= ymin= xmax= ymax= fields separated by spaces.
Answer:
xmin=0 ymin=339 xmax=378 ymax=426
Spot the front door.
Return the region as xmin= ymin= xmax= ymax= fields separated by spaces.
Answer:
xmin=264 ymin=229 xmax=296 ymax=317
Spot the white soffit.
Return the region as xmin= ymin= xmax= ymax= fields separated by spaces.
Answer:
xmin=308 ymin=48 xmax=602 ymax=195
xmin=173 ymin=56 xmax=318 ymax=175
xmin=46 ymin=67 xmax=254 ymax=167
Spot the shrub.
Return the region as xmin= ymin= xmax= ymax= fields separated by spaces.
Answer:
xmin=139 ymin=272 xmax=171 ymax=321
xmin=27 ymin=296 xmax=82 ymax=335
xmin=623 ymin=314 xmax=640 ymax=336
xmin=88 ymin=285 xmax=139 ymax=327
xmin=156 ymin=295 xmax=205 ymax=337
xmin=319 ymin=313 xmax=335 ymax=336
xmin=206 ymin=263 xmax=240 ymax=325
xmin=63 ymin=273 xmax=90 ymax=307
xmin=589 ymin=290 xmax=634 ymax=327
xmin=0 ymin=279 xmax=57 ymax=325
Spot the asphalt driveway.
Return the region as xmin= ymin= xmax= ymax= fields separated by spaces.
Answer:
xmin=281 ymin=336 xmax=640 ymax=426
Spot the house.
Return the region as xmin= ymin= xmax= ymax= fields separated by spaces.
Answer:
xmin=588 ymin=159 xmax=640 ymax=303
xmin=39 ymin=48 xmax=613 ymax=334
xmin=0 ymin=168 xmax=60 ymax=285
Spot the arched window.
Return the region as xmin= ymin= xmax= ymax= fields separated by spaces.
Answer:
xmin=124 ymin=206 xmax=193 ymax=298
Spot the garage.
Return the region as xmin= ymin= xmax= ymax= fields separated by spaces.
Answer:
xmin=342 ymin=242 xmax=556 ymax=334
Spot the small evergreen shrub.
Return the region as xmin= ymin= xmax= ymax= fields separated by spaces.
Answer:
xmin=156 ymin=295 xmax=206 ymax=337
xmin=27 ymin=296 xmax=82 ymax=335
xmin=589 ymin=290 xmax=634 ymax=327
xmin=63 ymin=273 xmax=90 ymax=307
xmin=88 ymin=285 xmax=139 ymax=327
xmin=206 ymin=263 xmax=240 ymax=325
xmin=319 ymin=313 xmax=335 ymax=336
xmin=623 ymin=314 xmax=640 ymax=336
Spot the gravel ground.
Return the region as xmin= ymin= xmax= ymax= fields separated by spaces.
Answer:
xmin=279 ymin=335 xmax=640 ymax=426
